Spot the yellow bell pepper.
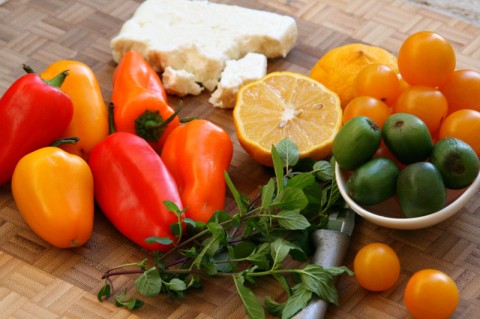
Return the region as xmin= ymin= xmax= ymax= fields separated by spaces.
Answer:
xmin=41 ymin=60 xmax=109 ymax=160
xmin=11 ymin=145 xmax=94 ymax=248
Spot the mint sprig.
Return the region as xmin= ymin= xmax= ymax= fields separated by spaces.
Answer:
xmin=99 ymin=138 xmax=353 ymax=318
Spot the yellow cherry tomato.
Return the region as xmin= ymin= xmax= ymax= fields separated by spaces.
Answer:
xmin=398 ymin=31 xmax=456 ymax=87
xmin=353 ymin=242 xmax=401 ymax=291
xmin=404 ymin=269 xmax=459 ymax=319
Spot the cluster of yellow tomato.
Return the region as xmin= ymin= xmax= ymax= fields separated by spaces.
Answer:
xmin=342 ymin=31 xmax=480 ymax=158
xmin=354 ymin=242 xmax=459 ymax=319
xmin=318 ymin=31 xmax=478 ymax=319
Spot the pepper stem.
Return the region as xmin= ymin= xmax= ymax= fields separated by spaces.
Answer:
xmin=45 ymin=70 xmax=69 ymax=88
xmin=180 ymin=116 xmax=198 ymax=123
xmin=22 ymin=64 xmax=36 ymax=74
xmin=134 ymin=100 xmax=183 ymax=142
xmin=22 ymin=64 xmax=69 ymax=88
xmin=50 ymin=137 xmax=80 ymax=147
xmin=108 ymin=102 xmax=116 ymax=135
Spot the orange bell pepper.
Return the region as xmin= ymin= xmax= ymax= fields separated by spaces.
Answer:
xmin=11 ymin=143 xmax=94 ymax=248
xmin=111 ymin=51 xmax=179 ymax=151
xmin=161 ymin=119 xmax=233 ymax=223
xmin=41 ymin=60 xmax=109 ymax=160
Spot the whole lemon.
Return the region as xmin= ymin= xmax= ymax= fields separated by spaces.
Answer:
xmin=310 ymin=43 xmax=398 ymax=108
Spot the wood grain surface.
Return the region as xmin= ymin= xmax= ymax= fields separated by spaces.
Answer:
xmin=1 ymin=0 xmax=480 ymax=318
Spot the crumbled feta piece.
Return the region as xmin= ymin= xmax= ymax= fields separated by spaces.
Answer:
xmin=209 ymin=53 xmax=267 ymax=109
xmin=111 ymin=0 xmax=297 ymax=97
xmin=162 ymin=67 xmax=204 ymax=97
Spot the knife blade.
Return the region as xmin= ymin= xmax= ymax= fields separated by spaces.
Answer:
xmin=293 ymin=209 xmax=355 ymax=319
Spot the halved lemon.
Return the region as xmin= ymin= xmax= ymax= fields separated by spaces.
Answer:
xmin=233 ymin=71 xmax=342 ymax=167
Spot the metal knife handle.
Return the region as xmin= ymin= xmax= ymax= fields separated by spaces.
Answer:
xmin=293 ymin=229 xmax=351 ymax=319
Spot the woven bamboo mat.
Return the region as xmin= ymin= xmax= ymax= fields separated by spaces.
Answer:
xmin=1 ymin=0 xmax=480 ymax=318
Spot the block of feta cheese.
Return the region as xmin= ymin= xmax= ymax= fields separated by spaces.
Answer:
xmin=209 ymin=53 xmax=267 ymax=109
xmin=111 ymin=0 xmax=297 ymax=97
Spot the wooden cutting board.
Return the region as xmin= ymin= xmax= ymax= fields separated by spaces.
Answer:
xmin=1 ymin=0 xmax=479 ymax=318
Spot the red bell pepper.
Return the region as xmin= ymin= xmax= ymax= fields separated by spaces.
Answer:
xmin=111 ymin=51 xmax=179 ymax=151
xmin=161 ymin=119 xmax=233 ymax=223
xmin=88 ymin=131 xmax=184 ymax=252
xmin=0 ymin=66 xmax=74 ymax=185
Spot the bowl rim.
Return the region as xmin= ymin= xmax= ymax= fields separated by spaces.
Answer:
xmin=335 ymin=162 xmax=480 ymax=230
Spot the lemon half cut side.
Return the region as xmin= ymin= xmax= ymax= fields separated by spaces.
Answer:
xmin=233 ymin=71 xmax=342 ymax=167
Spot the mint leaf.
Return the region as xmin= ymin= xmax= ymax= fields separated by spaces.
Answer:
xmin=261 ymin=179 xmax=275 ymax=209
xmin=303 ymin=182 xmax=324 ymax=206
xmin=288 ymin=231 xmax=311 ymax=261
xmin=313 ymin=160 xmax=333 ymax=181
xmin=325 ymin=265 xmax=354 ymax=277
xmin=233 ymin=275 xmax=266 ymax=319
xmin=276 ymin=210 xmax=311 ymax=230
xmin=170 ymin=223 xmax=182 ymax=237
xmin=274 ymin=187 xmax=308 ymax=210
xmin=272 ymin=144 xmax=285 ymax=194
xmin=114 ymin=290 xmax=144 ymax=310
xmin=208 ymin=210 xmax=231 ymax=224
xmin=300 ymin=264 xmax=328 ymax=297
xmin=202 ymin=260 xmax=218 ymax=275
xmin=233 ymin=241 xmax=257 ymax=259
xmin=145 ymin=236 xmax=173 ymax=245
xmin=299 ymin=264 xmax=352 ymax=305
xmin=286 ymin=172 xmax=315 ymax=189
xmin=183 ymin=218 xmax=197 ymax=228
xmin=135 ymin=267 xmax=162 ymax=297
xmin=165 ymin=278 xmax=187 ymax=292
xmin=192 ymin=235 xmax=220 ymax=268
xmin=273 ymin=274 xmax=291 ymax=297
xmin=97 ymin=283 xmax=111 ymax=301
xmin=281 ymin=284 xmax=312 ymax=319
xmin=181 ymin=246 xmax=197 ymax=258
xmin=189 ymin=222 xmax=225 ymax=266
xmin=163 ymin=200 xmax=184 ymax=216
xmin=276 ymin=138 xmax=299 ymax=167
xmin=247 ymin=243 xmax=271 ymax=269
xmin=225 ymin=171 xmax=248 ymax=215
xmin=203 ymin=236 xmax=221 ymax=258
xmin=326 ymin=180 xmax=341 ymax=209
xmin=213 ymin=252 xmax=234 ymax=273
xmin=264 ymin=296 xmax=284 ymax=317
xmin=207 ymin=222 xmax=225 ymax=241
xmin=270 ymin=238 xmax=294 ymax=267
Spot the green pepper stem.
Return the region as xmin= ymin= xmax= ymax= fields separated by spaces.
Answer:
xmin=180 ymin=116 xmax=198 ymax=123
xmin=108 ymin=102 xmax=116 ymax=135
xmin=158 ymin=100 xmax=183 ymax=128
xmin=45 ymin=70 xmax=69 ymax=88
xmin=134 ymin=100 xmax=184 ymax=142
xmin=50 ymin=137 xmax=79 ymax=147
xmin=22 ymin=64 xmax=69 ymax=88
xmin=22 ymin=64 xmax=36 ymax=74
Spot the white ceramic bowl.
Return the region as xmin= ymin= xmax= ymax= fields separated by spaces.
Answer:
xmin=335 ymin=162 xmax=480 ymax=230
